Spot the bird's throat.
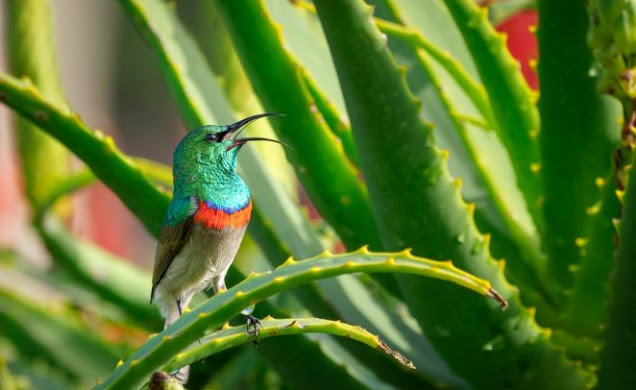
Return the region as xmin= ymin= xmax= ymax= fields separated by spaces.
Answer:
xmin=193 ymin=199 xmax=252 ymax=230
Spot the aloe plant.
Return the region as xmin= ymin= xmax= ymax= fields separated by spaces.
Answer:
xmin=2 ymin=0 xmax=636 ymax=389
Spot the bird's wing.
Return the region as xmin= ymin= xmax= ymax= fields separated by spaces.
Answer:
xmin=150 ymin=197 xmax=198 ymax=303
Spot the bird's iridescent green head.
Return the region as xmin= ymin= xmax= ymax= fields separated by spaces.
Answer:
xmin=172 ymin=113 xmax=284 ymax=204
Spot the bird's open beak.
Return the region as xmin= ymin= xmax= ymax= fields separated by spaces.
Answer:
xmin=224 ymin=113 xmax=290 ymax=151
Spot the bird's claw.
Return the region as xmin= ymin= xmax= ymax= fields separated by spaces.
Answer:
xmin=245 ymin=314 xmax=262 ymax=347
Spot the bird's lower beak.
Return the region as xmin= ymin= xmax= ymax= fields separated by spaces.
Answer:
xmin=224 ymin=113 xmax=290 ymax=151
xmin=226 ymin=136 xmax=290 ymax=151
xmin=224 ymin=112 xmax=281 ymax=140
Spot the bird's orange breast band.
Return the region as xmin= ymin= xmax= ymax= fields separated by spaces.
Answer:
xmin=194 ymin=200 xmax=252 ymax=229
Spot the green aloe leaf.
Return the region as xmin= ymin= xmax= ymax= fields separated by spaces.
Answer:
xmin=0 ymin=73 xmax=170 ymax=236
xmin=565 ymin=174 xmax=621 ymax=338
xmin=312 ymin=0 xmax=589 ymax=387
xmin=97 ymin=249 xmax=505 ymax=389
xmin=163 ymin=317 xmax=414 ymax=373
xmin=212 ymin=0 xmax=383 ymax=251
xmin=597 ymin=159 xmax=636 ymax=389
xmin=0 ymin=288 xmax=120 ymax=383
xmin=37 ymin=218 xmax=160 ymax=328
xmin=299 ymin=69 xmax=359 ymax=166
xmin=443 ymin=0 xmax=543 ymax=231
xmin=363 ymin=1 xmax=552 ymax=317
xmin=537 ymin=0 xmax=621 ymax=305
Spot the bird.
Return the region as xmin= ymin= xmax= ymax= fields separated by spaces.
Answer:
xmin=150 ymin=113 xmax=284 ymax=383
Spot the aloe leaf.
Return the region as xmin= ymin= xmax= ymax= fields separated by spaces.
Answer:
xmin=6 ymin=0 xmax=71 ymax=211
xmin=444 ymin=0 xmax=543 ymax=230
xmin=198 ymin=349 xmax=272 ymax=390
xmin=372 ymin=17 xmax=496 ymax=127
xmin=312 ymin=0 xmax=589 ymax=387
xmin=374 ymin=0 xmax=547 ymax=303
xmin=163 ymin=317 xmax=414 ymax=373
xmin=414 ymin=49 xmax=554 ymax=312
xmin=37 ymin=218 xmax=160 ymax=328
xmin=97 ymin=249 xmax=505 ymax=388
xmin=0 ymin=73 xmax=170 ymax=236
xmin=363 ymin=1 xmax=546 ymax=305
xmin=299 ymin=69 xmax=359 ymax=166
xmin=597 ymin=163 xmax=636 ymax=389
xmin=537 ymin=0 xmax=621 ymax=301
xmin=212 ymin=0 xmax=383 ymax=250
xmin=217 ymin=287 xmax=402 ymax=390
xmin=565 ymin=175 xmax=621 ymax=338
xmin=264 ymin=0 xmax=347 ymax=113
xmin=0 ymin=289 xmax=119 ymax=383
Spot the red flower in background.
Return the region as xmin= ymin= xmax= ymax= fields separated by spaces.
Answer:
xmin=496 ymin=9 xmax=539 ymax=89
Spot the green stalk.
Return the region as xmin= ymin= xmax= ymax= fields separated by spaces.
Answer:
xmin=537 ymin=0 xmax=621 ymax=301
xmin=97 ymin=249 xmax=505 ymax=388
xmin=312 ymin=0 xmax=589 ymax=387
xmin=6 ymin=0 xmax=71 ymax=211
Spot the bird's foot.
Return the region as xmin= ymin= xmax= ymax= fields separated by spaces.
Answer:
xmin=245 ymin=314 xmax=262 ymax=347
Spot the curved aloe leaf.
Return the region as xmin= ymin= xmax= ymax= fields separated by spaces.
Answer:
xmin=537 ymin=0 xmax=621 ymax=302
xmin=38 ymin=218 xmax=160 ymax=328
xmin=414 ymin=49 xmax=554 ymax=313
xmin=299 ymin=69 xmax=359 ymax=166
xmin=0 ymin=73 xmax=170 ymax=236
xmin=163 ymin=317 xmax=414 ymax=373
xmin=0 ymin=288 xmax=119 ymax=382
xmin=212 ymin=0 xmax=383 ymax=251
xmin=32 ymin=159 xmax=171 ymax=224
xmin=219 ymin=288 xmax=405 ymax=390
xmin=597 ymin=160 xmax=636 ymax=389
xmin=372 ymin=17 xmax=495 ymax=128
xmin=7 ymin=0 xmax=71 ymax=211
xmin=444 ymin=0 xmax=543 ymax=230
xmin=97 ymin=249 xmax=505 ymax=389
xmin=312 ymin=0 xmax=589 ymax=387
xmin=565 ymin=174 xmax=621 ymax=338
xmin=363 ymin=0 xmax=547 ymax=312
xmin=373 ymin=0 xmax=548 ymax=308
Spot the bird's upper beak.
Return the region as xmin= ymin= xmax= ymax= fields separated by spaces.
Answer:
xmin=224 ymin=113 xmax=289 ymax=151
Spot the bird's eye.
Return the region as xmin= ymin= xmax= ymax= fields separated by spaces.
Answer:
xmin=204 ymin=133 xmax=218 ymax=143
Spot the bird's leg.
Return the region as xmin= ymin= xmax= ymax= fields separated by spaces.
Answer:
xmin=241 ymin=304 xmax=261 ymax=346
xmin=175 ymin=298 xmax=183 ymax=316
xmin=215 ymin=276 xmax=261 ymax=345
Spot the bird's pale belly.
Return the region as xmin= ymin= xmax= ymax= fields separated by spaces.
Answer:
xmin=156 ymin=223 xmax=247 ymax=305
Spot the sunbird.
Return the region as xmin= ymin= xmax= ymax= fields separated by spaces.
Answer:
xmin=150 ymin=113 xmax=284 ymax=382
